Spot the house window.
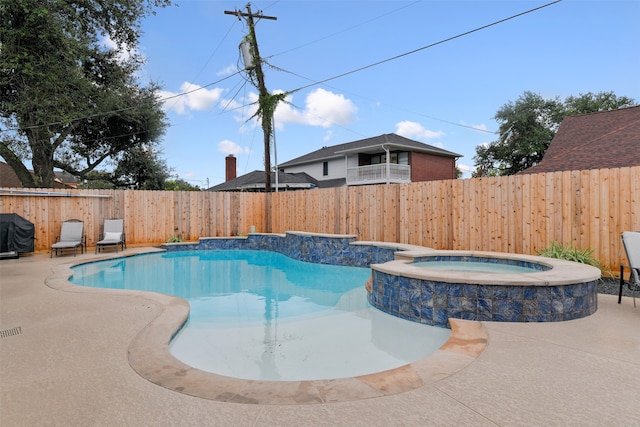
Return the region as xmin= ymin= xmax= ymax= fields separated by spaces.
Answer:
xmin=371 ymin=152 xmax=408 ymax=165
xmin=323 ymin=161 xmax=328 ymax=176
xmin=398 ymin=152 xmax=409 ymax=165
xmin=371 ymin=154 xmax=386 ymax=164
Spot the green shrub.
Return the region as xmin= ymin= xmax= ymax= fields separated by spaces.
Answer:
xmin=166 ymin=235 xmax=183 ymax=243
xmin=537 ymin=241 xmax=611 ymax=278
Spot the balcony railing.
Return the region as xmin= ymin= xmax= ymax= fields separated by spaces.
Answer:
xmin=346 ymin=163 xmax=411 ymax=185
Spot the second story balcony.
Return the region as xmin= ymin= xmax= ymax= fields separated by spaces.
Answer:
xmin=346 ymin=163 xmax=411 ymax=185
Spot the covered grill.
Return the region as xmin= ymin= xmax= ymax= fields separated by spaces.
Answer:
xmin=0 ymin=213 xmax=35 ymax=258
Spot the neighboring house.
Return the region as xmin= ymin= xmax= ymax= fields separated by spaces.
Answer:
xmin=54 ymin=171 xmax=80 ymax=188
xmin=0 ymin=162 xmax=23 ymax=188
xmin=0 ymin=161 xmax=78 ymax=188
xmin=278 ymin=133 xmax=461 ymax=187
xmin=208 ymin=154 xmax=318 ymax=192
xmin=208 ymin=169 xmax=318 ymax=192
xmin=521 ymin=105 xmax=640 ymax=174
xmin=208 ymin=134 xmax=461 ymax=192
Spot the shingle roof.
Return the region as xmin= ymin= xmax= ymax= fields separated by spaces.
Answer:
xmin=522 ymin=105 xmax=640 ymax=174
xmin=279 ymin=133 xmax=461 ymax=167
xmin=1 ymin=162 xmax=81 ymax=189
xmin=315 ymin=178 xmax=346 ymax=188
xmin=0 ymin=162 xmax=23 ymax=188
xmin=208 ymin=170 xmax=318 ymax=191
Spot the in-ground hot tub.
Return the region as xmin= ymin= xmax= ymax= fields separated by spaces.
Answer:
xmin=368 ymin=250 xmax=602 ymax=327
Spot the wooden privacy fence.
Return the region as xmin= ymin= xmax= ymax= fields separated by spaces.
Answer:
xmin=1 ymin=165 xmax=638 ymax=273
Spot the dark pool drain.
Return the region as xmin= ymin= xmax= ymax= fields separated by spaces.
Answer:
xmin=0 ymin=326 xmax=22 ymax=338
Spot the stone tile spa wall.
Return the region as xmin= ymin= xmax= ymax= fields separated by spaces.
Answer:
xmin=163 ymin=232 xmax=398 ymax=267
xmin=368 ymin=271 xmax=598 ymax=328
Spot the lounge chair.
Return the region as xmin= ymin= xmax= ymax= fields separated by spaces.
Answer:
xmin=619 ymin=231 xmax=640 ymax=307
xmin=51 ymin=219 xmax=86 ymax=257
xmin=95 ymin=219 xmax=126 ymax=254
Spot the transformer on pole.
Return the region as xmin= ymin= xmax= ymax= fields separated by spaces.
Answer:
xmin=225 ymin=4 xmax=277 ymax=194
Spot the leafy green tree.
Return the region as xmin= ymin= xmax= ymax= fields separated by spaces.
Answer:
xmin=564 ymin=92 xmax=635 ymax=116
xmin=164 ymin=179 xmax=202 ymax=191
xmin=473 ymin=92 xmax=564 ymax=177
xmin=80 ymin=146 xmax=171 ymax=190
xmin=112 ymin=146 xmax=171 ymax=190
xmin=0 ymin=0 xmax=171 ymax=188
xmin=473 ymin=91 xmax=637 ymax=177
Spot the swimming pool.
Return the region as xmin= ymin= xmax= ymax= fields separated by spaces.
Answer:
xmin=412 ymin=259 xmax=545 ymax=274
xmin=70 ymin=250 xmax=451 ymax=381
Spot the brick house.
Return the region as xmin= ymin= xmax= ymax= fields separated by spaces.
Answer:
xmin=278 ymin=133 xmax=461 ymax=188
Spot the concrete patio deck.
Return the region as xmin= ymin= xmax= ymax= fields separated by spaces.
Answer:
xmin=1 ymin=250 xmax=639 ymax=426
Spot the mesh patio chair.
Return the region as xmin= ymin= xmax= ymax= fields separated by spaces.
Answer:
xmin=95 ymin=219 xmax=126 ymax=254
xmin=619 ymin=231 xmax=640 ymax=307
xmin=51 ymin=219 xmax=86 ymax=257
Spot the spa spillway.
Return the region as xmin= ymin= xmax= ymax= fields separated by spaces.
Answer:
xmin=368 ymin=250 xmax=602 ymax=327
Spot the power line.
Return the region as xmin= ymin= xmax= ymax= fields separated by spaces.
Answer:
xmin=288 ymin=1 xmax=563 ymax=94
xmin=163 ymin=19 xmax=240 ymax=114
xmin=266 ymin=61 xmax=497 ymax=134
xmin=3 ymin=0 xmax=561 ymax=138
xmin=0 ymin=73 xmax=241 ymax=134
xmin=214 ymin=0 xmax=562 ymax=135
xmin=267 ymin=1 xmax=421 ymax=59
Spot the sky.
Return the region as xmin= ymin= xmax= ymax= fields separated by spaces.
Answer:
xmin=132 ymin=0 xmax=639 ymax=186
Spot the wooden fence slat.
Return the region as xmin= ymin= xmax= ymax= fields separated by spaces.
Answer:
xmin=2 ymin=165 xmax=639 ymax=274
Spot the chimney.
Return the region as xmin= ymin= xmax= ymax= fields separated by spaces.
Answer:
xmin=225 ymin=155 xmax=237 ymax=181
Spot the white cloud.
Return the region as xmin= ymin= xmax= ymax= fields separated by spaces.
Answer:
xmin=101 ymin=35 xmax=136 ymax=63
xmin=460 ymin=121 xmax=490 ymax=132
xmin=217 ymin=65 xmax=237 ymax=76
xmin=217 ymin=139 xmax=251 ymax=155
xmin=102 ymin=35 xmax=117 ymax=50
xmin=270 ymin=88 xmax=357 ymax=129
xmin=158 ymin=82 xmax=225 ymax=114
xmin=233 ymin=88 xmax=357 ymax=132
xmin=457 ymin=163 xmax=475 ymax=178
xmin=303 ymin=88 xmax=358 ymax=127
xmin=457 ymin=163 xmax=474 ymax=173
xmin=395 ymin=121 xmax=444 ymax=140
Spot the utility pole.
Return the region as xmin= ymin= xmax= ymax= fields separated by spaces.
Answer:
xmin=225 ymin=3 xmax=277 ymax=193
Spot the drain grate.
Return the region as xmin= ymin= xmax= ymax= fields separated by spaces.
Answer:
xmin=0 ymin=326 xmax=22 ymax=338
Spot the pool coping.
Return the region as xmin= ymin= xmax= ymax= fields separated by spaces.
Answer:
xmin=46 ymin=250 xmax=487 ymax=405
xmin=383 ymin=249 xmax=602 ymax=285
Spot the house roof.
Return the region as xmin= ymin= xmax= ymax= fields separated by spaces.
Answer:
xmin=0 ymin=162 xmax=78 ymax=189
xmin=55 ymin=170 xmax=80 ymax=185
xmin=208 ymin=170 xmax=319 ymax=192
xmin=0 ymin=162 xmax=23 ymax=188
xmin=315 ymin=178 xmax=346 ymax=188
xmin=522 ymin=105 xmax=640 ymax=174
xmin=279 ymin=133 xmax=461 ymax=168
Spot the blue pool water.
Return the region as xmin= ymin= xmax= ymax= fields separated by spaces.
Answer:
xmin=413 ymin=260 xmax=541 ymax=274
xmin=70 ymin=250 xmax=450 ymax=381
